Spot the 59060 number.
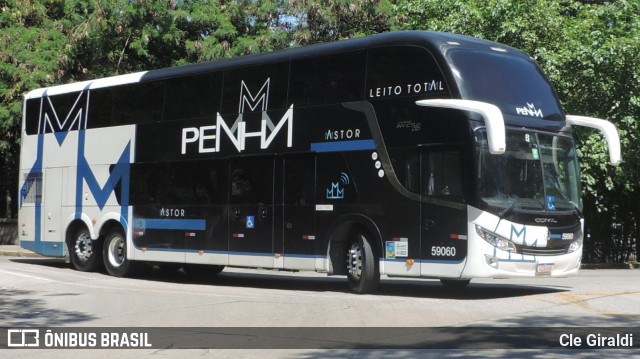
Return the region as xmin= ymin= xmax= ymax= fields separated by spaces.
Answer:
xmin=431 ymin=246 xmax=456 ymax=257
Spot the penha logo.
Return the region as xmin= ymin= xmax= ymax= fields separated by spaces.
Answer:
xmin=516 ymin=103 xmax=543 ymax=118
xmin=181 ymin=77 xmax=293 ymax=155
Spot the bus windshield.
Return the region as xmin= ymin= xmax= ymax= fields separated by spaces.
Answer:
xmin=475 ymin=129 xmax=582 ymax=214
xmin=449 ymin=50 xmax=564 ymax=121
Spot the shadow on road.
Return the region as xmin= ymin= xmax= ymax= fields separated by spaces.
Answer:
xmin=0 ymin=288 xmax=97 ymax=326
xmin=11 ymin=257 xmax=568 ymax=300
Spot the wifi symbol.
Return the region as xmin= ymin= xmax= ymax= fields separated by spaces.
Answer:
xmin=340 ymin=172 xmax=350 ymax=185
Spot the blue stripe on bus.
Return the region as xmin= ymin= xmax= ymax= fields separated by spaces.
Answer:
xmin=20 ymin=240 xmax=64 ymax=257
xmin=143 ymin=219 xmax=206 ymax=231
xmin=310 ymin=139 xmax=375 ymax=153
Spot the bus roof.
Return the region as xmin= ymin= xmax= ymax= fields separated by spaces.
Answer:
xmin=25 ymin=31 xmax=528 ymax=100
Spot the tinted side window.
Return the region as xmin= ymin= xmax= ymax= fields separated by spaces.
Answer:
xmin=317 ymin=153 xmax=358 ymax=204
xmin=230 ymin=157 xmax=274 ymax=205
xmin=41 ymin=92 xmax=88 ymax=133
xmin=167 ymin=160 xmax=227 ymax=205
xmin=284 ymin=155 xmax=315 ymax=205
xmin=113 ymin=81 xmax=164 ymax=125
xmin=290 ymin=51 xmax=366 ymax=107
xmin=221 ymin=62 xmax=289 ymax=115
xmin=367 ymin=46 xmax=447 ymax=101
xmin=164 ymin=72 xmax=222 ymax=122
xmin=25 ymin=98 xmax=41 ymax=135
xmin=422 ymin=150 xmax=463 ymax=203
xmin=89 ymin=88 xmax=114 ymax=128
xmin=129 ymin=162 xmax=168 ymax=205
xmin=388 ymin=148 xmax=420 ymax=194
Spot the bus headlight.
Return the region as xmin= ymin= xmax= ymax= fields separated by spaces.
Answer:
xmin=475 ymin=225 xmax=517 ymax=252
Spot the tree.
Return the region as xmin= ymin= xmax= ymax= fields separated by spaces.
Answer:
xmin=2 ymin=1 xmax=638 ymax=262
xmin=559 ymin=1 xmax=640 ymax=263
xmin=395 ymin=0 xmax=640 ymax=262
xmin=287 ymin=0 xmax=395 ymax=45
xmin=0 ymin=0 xmax=70 ymax=217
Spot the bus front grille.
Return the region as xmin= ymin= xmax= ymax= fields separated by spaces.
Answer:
xmin=520 ymin=245 xmax=570 ymax=256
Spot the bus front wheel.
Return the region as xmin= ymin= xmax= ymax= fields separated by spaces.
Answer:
xmin=103 ymin=229 xmax=139 ymax=277
xmin=69 ymin=227 xmax=103 ymax=272
xmin=346 ymin=232 xmax=380 ymax=294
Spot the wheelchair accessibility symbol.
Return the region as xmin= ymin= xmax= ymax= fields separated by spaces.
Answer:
xmin=246 ymin=216 xmax=255 ymax=229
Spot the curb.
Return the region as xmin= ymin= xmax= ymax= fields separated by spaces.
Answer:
xmin=581 ymin=262 xmax=639 ymax=270
xmin=0 ymin=249 xmax=41 ymax=258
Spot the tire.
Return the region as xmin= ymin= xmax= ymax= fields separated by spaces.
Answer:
xmin=182 ymin=264 xmax=225 ymax=280
xmin=103 ymin=229 xmax=139 ymax=277
xmin=69 ymin=227 xmax=103 ymax=272
xmin=346 ymin=232 xmax=380 ymax=294
xmin=440 ymin=279 xmax=471 ymax=289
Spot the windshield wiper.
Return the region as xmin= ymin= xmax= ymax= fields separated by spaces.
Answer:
xmin=572 ymin=205 xmax=583 ymax=219
xmin=498 ymin=202 xmax=518 ymax=219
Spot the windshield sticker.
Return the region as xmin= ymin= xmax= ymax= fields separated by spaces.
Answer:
xmin=532 ymin=148 xmax=539 ymax=160
xmin=516 ymin=103 xmax=544 ymax=117
xmin=546 ymin=196 xmax=556 ymax=211
xmin=385 ymin=241 xmax=408 ymax=259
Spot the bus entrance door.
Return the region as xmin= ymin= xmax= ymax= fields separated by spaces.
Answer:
xmin=282 ymin=155 xmax=316 ymax=271
xmin=228 ymin=157 xmax=275 ymax=268
xmin=419 ymin=149 xmax=468 ymax=277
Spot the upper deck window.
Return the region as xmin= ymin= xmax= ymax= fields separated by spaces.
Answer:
xmin=367 ymin=46 xmax=447 ymax=101
xmin=449 ymin=50 xmax=563 ymax=121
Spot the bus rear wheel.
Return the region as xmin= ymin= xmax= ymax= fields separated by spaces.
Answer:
xmin=103 ymin=229 xmax=139 ymax=277
xmin=346 ymin=232 xmax=380 ymax=294
xmin=69 ymin=227 xmax=103 ymax=272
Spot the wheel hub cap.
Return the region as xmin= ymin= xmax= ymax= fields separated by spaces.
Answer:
xmin=347 ymin=242 xmax=363 ymax=279
xmin=75 ymin=233 xmax=93 ymax=262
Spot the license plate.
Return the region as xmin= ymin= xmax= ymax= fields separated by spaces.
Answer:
xmin=536 ymin=263 xmax=554 ymax=274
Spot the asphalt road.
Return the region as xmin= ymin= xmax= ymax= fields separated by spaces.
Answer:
xmin=1 ymin=255 xmax=639 ymax=358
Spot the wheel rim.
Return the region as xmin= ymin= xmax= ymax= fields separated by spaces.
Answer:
xmin=107 ymin=235 xmax=125 ymax=268
xmin=74 ymin=232 xmax=93 ymax=262
xmin=347 ymin=242 xmax=363 ymax=280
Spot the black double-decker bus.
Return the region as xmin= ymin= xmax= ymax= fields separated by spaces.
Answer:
xmin=19 ymin=31 xmax=620 ymax=293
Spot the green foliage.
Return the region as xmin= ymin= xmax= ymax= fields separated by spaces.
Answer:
xmin=0 ymin=0 xmax=71 ymax=216
xmin=287 ymin=0 xmax=395 ymax=44
xmin=395 ymin=0 xmax=640 ymax=262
